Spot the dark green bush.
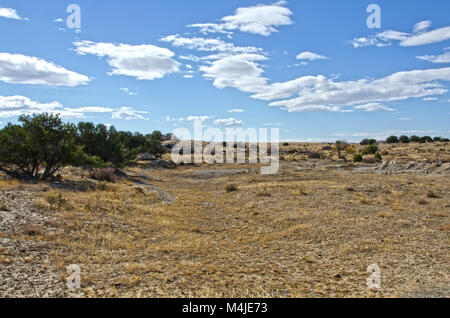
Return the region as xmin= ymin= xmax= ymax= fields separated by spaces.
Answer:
xmin=374 ymin=152 xmax=382 ymax=161
xmin=362 ymin=144 xmax=379 ymax=155
xmin=353 ymin=154 xmax=363 ymax=163
xmin=399 ymin=135 xmax=410 ymax=143
xmin=386 ymin=136 xmax=399 ymax=144
xmin=0 ymin=113 xmax=90 ymax=180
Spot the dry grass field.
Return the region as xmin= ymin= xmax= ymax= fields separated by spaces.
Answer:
xmin=0 ymin=142 xmax=449 ymax=298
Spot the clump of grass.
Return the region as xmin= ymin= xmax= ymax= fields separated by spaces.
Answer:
xmin=22 ymin=224 xmax=43 ymax=236
xmin=291 ymin=185 xmax=307 ymax=196
xmin=224 ymin=183 xmax=238 ymax=193
xmin=378 ymin=212 xmax=393 ymax=218
xmin=90 ymin=168 xmax=116 ymax=183
xmin=45 ymin=192 xmax=68 ymax=209
xmin=0 ymin=201 xmax=9 ymax=211
xmin=257 ymin=187 xmax=271 ymax=197
xmin=427 ymin=190 xmax=440 ymax=198
xmin=345 ymin=186 xmax=355 ymax=192
xmin=417 ymin=199 xmax=428 ymax=205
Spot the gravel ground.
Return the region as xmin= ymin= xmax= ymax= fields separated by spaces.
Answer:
xmin=0 ymin=190 xmax=78 ymax=298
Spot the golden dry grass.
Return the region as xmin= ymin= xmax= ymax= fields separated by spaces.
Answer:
xmin=1 ymin=141 xmax=449 ymax=298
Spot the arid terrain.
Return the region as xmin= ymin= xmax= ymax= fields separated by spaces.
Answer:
xmin=0 ymin=142 xmax=449 ymax=298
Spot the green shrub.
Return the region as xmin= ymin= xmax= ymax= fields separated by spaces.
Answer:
xmin=362 ymin=144 xmax=379 ymax=155
xmin=399 ymin=135 xmax=410 ymax=143
xmin=374 ymin=152 xmax=382 ymax=161
xmin=361 ymin=139 xmax=377 ymax=145
xmin=0 ymin=113 xmax=90 ymax=180
xmin=386 ymin=136 xmax=399 ymax=144
xmin=353 ymin=154 xmax=363 ymax=163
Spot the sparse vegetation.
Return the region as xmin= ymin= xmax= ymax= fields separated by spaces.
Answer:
xmin=333 ymin=140 xmax=348 ymax=159
xmin=0 ymin=136 xmax=449 ymax=298
xmin=224 ymin=183 xmax=238 ymax=192
xmin=362 ymin=144 xmax=379 ymax=155
xmin=353 ymin=154 xmax=363 ymax=163
xmin=386 ymin=136 xmax=399 ymax=144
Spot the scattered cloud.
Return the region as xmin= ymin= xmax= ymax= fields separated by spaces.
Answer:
xmin=73 ymin=41 xmax=181 ymax=80
xmin=228 ymin=109 xmax=245 ymax=113
xmin=351 ymin=21 xmax=450 ymax=48
xmin=0 ymin=95 xmax=113 ymax=119
xmin=199 ymin=54 xmax=268 ymax=94
xmin=413 ymin=20 xmax=432 ymax=33
xmin=251 ymin=67 xmax=450 ymax=112
xmin=296 ymin=51 xmax=328 ymax=61
xmin=179 ymin=55 xmax=201 ymax=63
xmin=0 ymin=53 xmax=89 ymax=86
xmin=214 ymin=117 xmax=243 ymax=126
xmin=0 ymin=7 xmax=28 ymax=20
xmin=160 ymin=35 xmax=262 ymax=55
xmin=422 ymin=97 xmax=438 ymax=101
xmin=353 ymin=103 xmax=395 ymax=112
xmin=112 ymin=107 xmax=149 ymax=120
xmin=188 ymin=2 xmax=293 ymax=36
xmin=417 ymin=48 xmax=450 ymax=63
xmin=53 ymin=18 xmax=63 ymax=23
xmin=120 ymin=88 xmax=137 ymax=95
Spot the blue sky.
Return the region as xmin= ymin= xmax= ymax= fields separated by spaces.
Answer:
xmin=0 ymin=0 xmax=449 ymax=141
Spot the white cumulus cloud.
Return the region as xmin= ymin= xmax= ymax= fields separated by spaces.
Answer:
xmin=251 ymin=67 xmax=450 ymax=112
xmin=0 ymin=53 xmax=89 ymax=86
xmin=199 ymin=54 xmax=268 ymax=94
xmin=73 ymin=41 xmax=180 ymax=80
xmin=188 ymin=2 xmax=293 ymax=36
xmin=0 ymin=7 xmax=28 ymax=20
xmin=296 ymin=51 xmax=328 ymax=61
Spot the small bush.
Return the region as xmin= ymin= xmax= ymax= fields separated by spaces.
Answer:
xmin=360 ymin=139 xmax=377 ymax=145
xmin=353 ymin=154 xmax=363 ymax=163
xmin=399 ymin=135 xmax=410 ymax=143
xmin=257 ymin=188 xmax=271 ymax=197
xmin=90 ymin=168 xmax=116 ymax=182
xmin=386 ymin=136 xmax=399 ymax=144
xmin=345 ymin=146 xmax=357 ymax=156
xmin=427 ymin=190 xmax=440 ymax=198
xmin=374 ymin=152 xmax=382 ymax=162
xmin=283 ymin=143 xmax=289 ymax=147
xmin=308 ymin=151 xmax=322 ymax=159
xmin=362 ymin=144 xmax=379 ymax=155
xmin=224 ymin=183 xmax=238 ymax=193
xmin=45 ymin=192 xmax=67 ymax=209
xmin=410 ymin=135 xmax=420 ymax=143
